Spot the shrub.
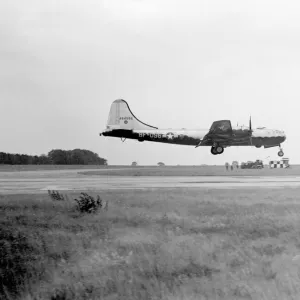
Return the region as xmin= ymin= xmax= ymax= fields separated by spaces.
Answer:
xmin=48 ymin=190 xmax=65 ymax=201
xmin=74 ymin=193 xmax=104 ymax=214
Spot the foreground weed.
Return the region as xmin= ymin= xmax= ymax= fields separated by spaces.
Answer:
xmin=74 ymin=193 xmax=105 ymax=214
xmin=48 ymin=190 xmax=65 ymax=201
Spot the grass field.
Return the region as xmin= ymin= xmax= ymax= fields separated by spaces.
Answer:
xmin=2 ymin=164 xmax=300 ymax=177
xmin=80 ymin=165 xmax=300 ymax=177
xmin=2 ymin=188 xmax=300 ymax=300
xmin=0 ymin=165 xmax=112 ymax=172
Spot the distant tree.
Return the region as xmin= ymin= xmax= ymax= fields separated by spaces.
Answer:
xmin=20 ymin=154 xmax=30 ymax=164
xmin=39 ymin=154 xmax=50 ymax=164
xmin=6 ymin=153 xmax=13 ymax=164
xmin=31 ymin=155 xmax=39 ymax=165
xmin=0 ymin=149 xmax=106 ymax=165
xmin=48 ymin=149 xmax=68 ymax=165
xmin=0 ymin=152 xmax=13 ymax=164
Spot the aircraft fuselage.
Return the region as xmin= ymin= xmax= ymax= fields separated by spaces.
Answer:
xmin=102 ymin=127 xmax=286 ymax=148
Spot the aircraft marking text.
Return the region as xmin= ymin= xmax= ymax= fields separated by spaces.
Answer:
xmin=138 ymin=132 xmax=180 ymax=139
xmin=139 ymin=133 xmax=164 ymax=139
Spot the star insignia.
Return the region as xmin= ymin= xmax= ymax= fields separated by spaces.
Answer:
xmin=166 ymin=132 xmax=175 ymax=140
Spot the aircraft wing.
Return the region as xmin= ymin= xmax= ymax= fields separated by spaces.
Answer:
xmin=196 ymin=120 xmax=233 ymax=147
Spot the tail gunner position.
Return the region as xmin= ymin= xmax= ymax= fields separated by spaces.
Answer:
xmin=100 ymin=99 xmax=286 ymax=157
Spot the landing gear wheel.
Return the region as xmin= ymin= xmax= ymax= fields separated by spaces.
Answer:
xmin=211 ymin=147 xmax=218 ymax=155
xmin=278 ymin=150 xmax=284 ymax=157
xmin=216 ymin=146 xmax=224 ymax=154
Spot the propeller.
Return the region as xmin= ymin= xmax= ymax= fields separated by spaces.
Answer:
xmin=249 ymin=116 xmax=253 ymax=145
xmin=249 ymin=116 xmax=252 ymax=131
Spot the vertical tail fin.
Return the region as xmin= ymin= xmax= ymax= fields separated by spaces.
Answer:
xmin=106 ymin=99 xmax=158 ymax=130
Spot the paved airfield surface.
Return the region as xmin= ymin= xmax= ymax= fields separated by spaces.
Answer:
xmin=0 ymin=168 xmax=300 ymax=194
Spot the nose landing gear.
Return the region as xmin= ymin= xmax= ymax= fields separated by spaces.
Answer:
xmin=278 ymin=145 xmax=284 ymax=157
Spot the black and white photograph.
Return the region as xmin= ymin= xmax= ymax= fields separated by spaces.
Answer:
xmin=1 ymin=0 xmax=299 ymax=299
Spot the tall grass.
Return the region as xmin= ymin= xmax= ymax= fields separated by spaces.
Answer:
xmin=1 ymin=189 xmax=300 ymax=299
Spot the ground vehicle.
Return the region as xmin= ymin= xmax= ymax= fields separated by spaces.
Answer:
xmin=241 ymin=160 xmax=264 ymax=169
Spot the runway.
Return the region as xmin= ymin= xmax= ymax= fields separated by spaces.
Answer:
xmin=0 ymin=169 xmax=300 ymax=194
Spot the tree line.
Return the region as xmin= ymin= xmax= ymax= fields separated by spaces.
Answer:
xmin=0 ymin=149 xmax=107 ymax=165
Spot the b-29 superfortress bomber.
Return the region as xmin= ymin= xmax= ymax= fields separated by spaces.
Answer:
xmin=100 ymin=99 xmax=286 ymax=157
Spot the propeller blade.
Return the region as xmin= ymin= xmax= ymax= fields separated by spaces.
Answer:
xmin=249 ymin=116 xmax=253 ymax=145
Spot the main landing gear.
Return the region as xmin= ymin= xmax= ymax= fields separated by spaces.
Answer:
xmin=211 ymin=145 xmax=224 ymax=155
xmin=278 ymin=145 xmax=284 ymax=157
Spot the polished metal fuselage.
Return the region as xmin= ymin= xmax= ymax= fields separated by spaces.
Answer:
xmin=102 ymin=126 xmax=286 ymax=148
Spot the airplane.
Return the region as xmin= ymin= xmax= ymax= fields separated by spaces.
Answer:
xmin=100 ymin=99 xmax=287 ymax=157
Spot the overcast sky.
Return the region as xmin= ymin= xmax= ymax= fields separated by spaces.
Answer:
xmin=1 ymin=0 xmax=299 ymax=165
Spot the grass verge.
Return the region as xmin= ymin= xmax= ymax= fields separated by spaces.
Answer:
xmin=1 ymin=188 xmax=300 ymax=299
xmin=79 ymin=165 xmax=300 ymax=177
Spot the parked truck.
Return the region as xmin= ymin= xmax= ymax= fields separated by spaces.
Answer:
xmin=241 ymin=160 xmax=264 ymax=169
